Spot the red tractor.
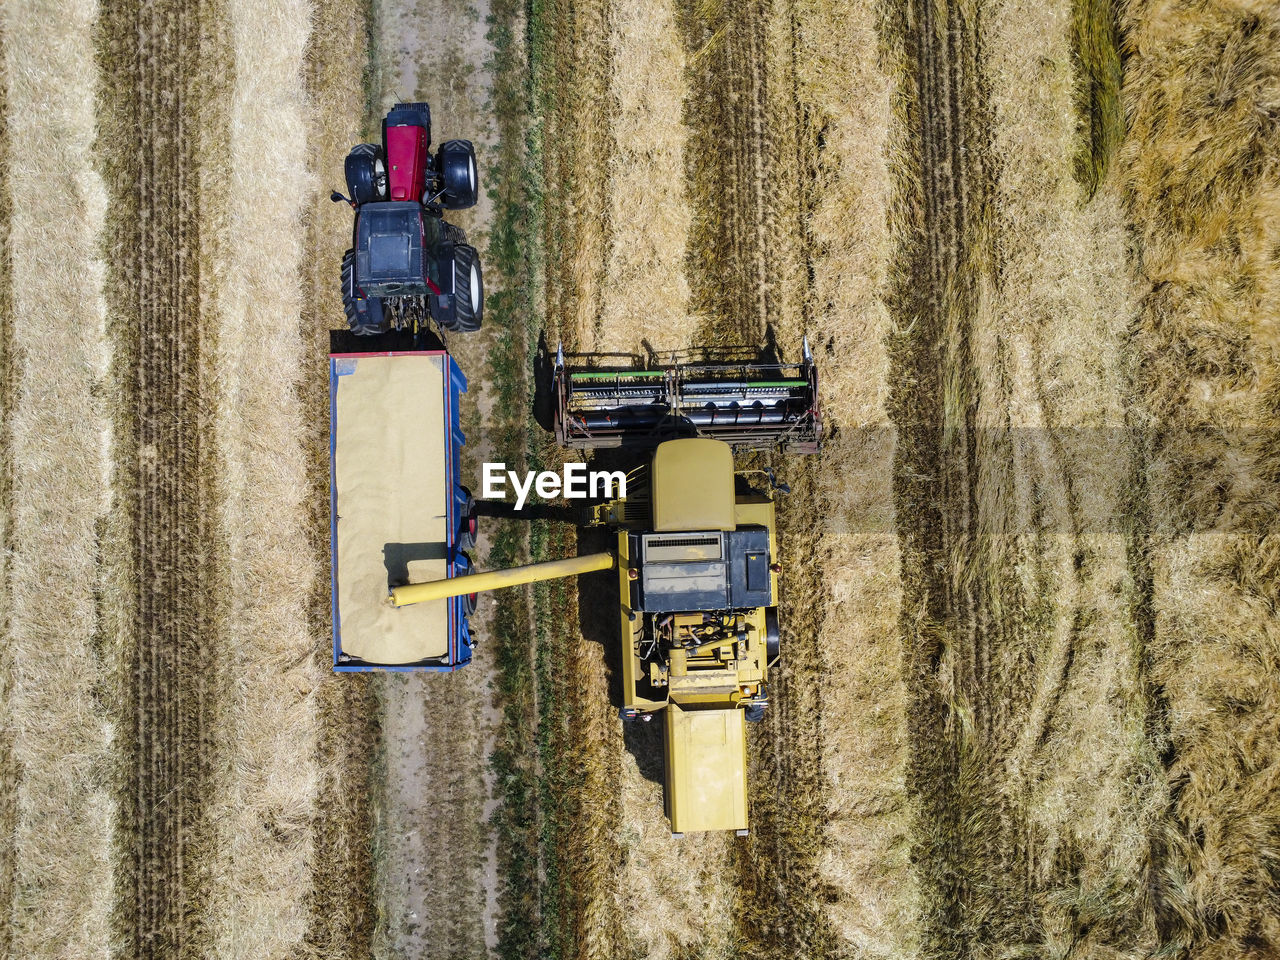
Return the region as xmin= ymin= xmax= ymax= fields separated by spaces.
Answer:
xmin=332 ymin=102 xmax=483 ymax=336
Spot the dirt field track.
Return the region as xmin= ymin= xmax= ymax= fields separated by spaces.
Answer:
xmin=0 ymin=0 xmax=1277 ymax=958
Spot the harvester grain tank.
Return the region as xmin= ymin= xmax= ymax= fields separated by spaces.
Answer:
xmin=391 ymin=345 xmax=820 ymax=833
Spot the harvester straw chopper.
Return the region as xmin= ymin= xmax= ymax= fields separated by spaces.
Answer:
xmin=391 ymin=342 xmax=821 ymax=835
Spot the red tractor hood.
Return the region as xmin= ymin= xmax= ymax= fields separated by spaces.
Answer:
xmin=385 ymin=124 xmax=428 ymax=202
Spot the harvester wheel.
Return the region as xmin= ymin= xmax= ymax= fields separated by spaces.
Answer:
xmin=764 ymin=606 xmax=780 ymax=666
xmin=452 ymin=244 xmax=483 ymax=332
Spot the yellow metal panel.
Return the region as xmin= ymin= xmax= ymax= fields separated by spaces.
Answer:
xmin=732 ymin=497 xmax=775 ymax=531
xmin=651 ymin=439 xmax=735 ymax=532
xmin=619 ymin=531 xmax=665 ymax=711
xmin=663 ymin=703 xmax=748 ymax=833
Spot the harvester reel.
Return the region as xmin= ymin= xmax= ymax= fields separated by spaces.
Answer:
xmin=552 ymin=343 xmax=821 ymax=451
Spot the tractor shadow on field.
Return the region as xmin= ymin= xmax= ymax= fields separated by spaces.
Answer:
xmin=329 ymin=327 xmax=445 ymax=354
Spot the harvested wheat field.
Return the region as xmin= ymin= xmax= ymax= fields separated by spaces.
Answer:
xmin=525 ymin=0 xmax=1280 ymax=957
xmin=0 ymin=0 xmax=1278 ymax=958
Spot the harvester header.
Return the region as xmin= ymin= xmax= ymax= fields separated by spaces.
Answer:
xmin=553 ymin=340 xmax=820 ymax=452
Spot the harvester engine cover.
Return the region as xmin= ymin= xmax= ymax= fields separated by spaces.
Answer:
xmin=628 ymin=529 xmax=772 ymax=613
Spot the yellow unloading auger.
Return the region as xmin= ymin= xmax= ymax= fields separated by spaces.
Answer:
xmin=390 ymin=551 xmax=615 ymax=606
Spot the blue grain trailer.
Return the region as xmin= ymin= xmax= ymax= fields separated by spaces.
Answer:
xmin=329 ymin=331 xmax=478 ymax=671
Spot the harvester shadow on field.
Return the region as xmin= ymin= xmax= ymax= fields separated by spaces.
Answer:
xmin=382 ymin=541 xmax=448 ymax=586
xmin=472 ymin=499 xmax=588 ymax=524
xmin=574 ymin=446 xmax=668 ymax=788
xmin=533 ymin=334 xmax=555 ymax=432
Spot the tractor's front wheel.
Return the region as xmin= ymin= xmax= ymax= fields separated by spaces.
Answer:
xmin=345 ymin=143 xmax=386 ymax=205
xmin=342 ymin=248 xmax=386 ymax=335
xmin=457 ymin=486 xmax=478 ymax=549
xmin=452 ymin=244 xmax=483 ymax=332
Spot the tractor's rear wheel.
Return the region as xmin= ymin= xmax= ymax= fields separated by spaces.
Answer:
xmin=342 ymin=248 xmax=385 ymax=335
xmin=341 ymin=248 xmax=357 ymax=325
xmin=457 ymin=552 xmax=478 ymax=616
xmin=452 ymin=244 xmax=483 ymax=332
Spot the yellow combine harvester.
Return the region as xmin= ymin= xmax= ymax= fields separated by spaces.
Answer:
xmin=392 ymin=345 xmax=820 ymax=834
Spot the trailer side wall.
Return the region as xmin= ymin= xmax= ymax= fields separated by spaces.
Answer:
xmin=330 ymin=349 xmax=470 ymax=670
